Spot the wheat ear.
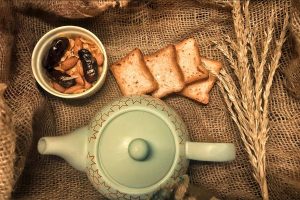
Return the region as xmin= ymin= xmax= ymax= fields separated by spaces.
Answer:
xmin=214 ymin=0 xmax=289 ymax=199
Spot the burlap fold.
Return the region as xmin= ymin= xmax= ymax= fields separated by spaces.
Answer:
xmin=284 ymin=0 xmax=300 ymax=99
xmin=0 ymin=0 xmax=299 ymax=199
xmin=0 ymin=0 xmax=15 ymax=199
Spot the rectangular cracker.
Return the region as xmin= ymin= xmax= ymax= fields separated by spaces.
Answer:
xmin=144 ymin=45 xmax=185 ymax=98
xmin=180 ymin=57 xmax=222 ymax=104
xmin=110 ymin=48 xmax=158 ymax=96
xmin=175 ymin=38 xmax=208 ymax=84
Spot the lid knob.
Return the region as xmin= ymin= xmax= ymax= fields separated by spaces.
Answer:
xmin=128 ymin=138 xmax=150 ymax=161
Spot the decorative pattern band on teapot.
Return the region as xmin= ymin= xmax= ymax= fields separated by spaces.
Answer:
xmin=86 ymin=96 xmax=189 ymax=200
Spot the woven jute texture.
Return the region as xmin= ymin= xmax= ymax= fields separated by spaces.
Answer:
xmin=284 ymin=0 xmax=300 ymax=99
xmin=0 ymin=0 xmax=15 ymax=199
xmin=0 ymin=0 xmax=299 ymax=199
xmin=0 ymin=84 xmax=15 ymax=200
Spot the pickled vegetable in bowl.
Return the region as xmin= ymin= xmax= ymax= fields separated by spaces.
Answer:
xmin=43 ymin=36 xmax=104 ymax=94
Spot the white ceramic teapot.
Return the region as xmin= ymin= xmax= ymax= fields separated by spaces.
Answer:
xmin=38 ymin=95 xmax=235 ymax=199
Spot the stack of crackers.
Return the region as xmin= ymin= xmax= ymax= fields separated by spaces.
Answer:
xmin=110 ymin=38 xmax=222 ymax=104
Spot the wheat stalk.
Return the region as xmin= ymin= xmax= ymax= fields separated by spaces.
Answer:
xmin=213 ymin=1 xmax=289 ymax=199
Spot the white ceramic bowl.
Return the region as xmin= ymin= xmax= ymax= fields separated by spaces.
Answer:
xmin=31 ymin=26 xmax=108 ymax=99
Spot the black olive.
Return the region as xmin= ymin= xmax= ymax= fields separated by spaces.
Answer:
xmin=43 ymin=37 xmax=69 ymax=71
xmin=49 ymin=70 xmax=76 ymax=88
xmin=78 ymin=49 xmax=98 ymax=83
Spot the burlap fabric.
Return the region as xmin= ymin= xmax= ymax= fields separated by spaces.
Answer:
xmin=284 ymin=0 xmax=300 ymax=99
xmin=0 ymin=0 xmax=299 ymax=199
xmin=0 ymin=0 xmax=16 ymax=199
xmin=0 ymin=84 xmax=15 ymax=200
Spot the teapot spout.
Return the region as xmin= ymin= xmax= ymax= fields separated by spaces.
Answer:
xmin=37 ymin=126 xmax=88 ymax=172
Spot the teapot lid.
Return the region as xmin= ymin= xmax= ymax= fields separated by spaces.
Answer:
xmin=98 ymin=107 xmax=176 ymax=189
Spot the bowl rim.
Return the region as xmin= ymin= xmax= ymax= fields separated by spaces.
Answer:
xmin=31 ymin=25 xmax=108 ymax=99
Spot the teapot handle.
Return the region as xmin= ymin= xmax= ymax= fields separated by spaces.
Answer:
xmin=185 ymin=142 xmax=236 ymax=162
